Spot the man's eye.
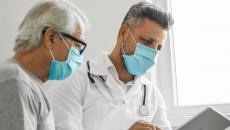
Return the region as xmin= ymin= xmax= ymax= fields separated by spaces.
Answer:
xmin=157 ymin=44 xmax=162 ymax=51
xmin=74 ymin=42 xmax=81 ymax=47
xmin=72 ymin=43 xmax=81 ymax=50
xmin=143 ymin=41 xmax=151 ymax=45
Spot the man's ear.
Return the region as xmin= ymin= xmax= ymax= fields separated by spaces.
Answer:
xmin=42 ymin=27 xmax=57 ymax=50
xmin=118 ymin=25 xmax=129 ymax=42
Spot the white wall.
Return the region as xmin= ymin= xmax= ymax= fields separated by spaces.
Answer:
xmin=0 ymin=0 xmax=39 ymax=62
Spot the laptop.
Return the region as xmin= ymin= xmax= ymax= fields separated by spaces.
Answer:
xmin=177 ymin=107 xmax=230 ymax=130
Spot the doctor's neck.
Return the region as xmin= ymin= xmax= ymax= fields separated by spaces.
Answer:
xmin=109 ymin=46 xmax=135 ymax=84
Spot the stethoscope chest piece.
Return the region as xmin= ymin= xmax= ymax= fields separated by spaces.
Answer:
xmin=139 ymin=84 xmax=149 ymax=116
xmin=139 ymin=105 xmax=149 ymax=116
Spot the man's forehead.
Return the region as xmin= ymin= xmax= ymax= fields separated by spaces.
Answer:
xmin=132 ymin=19 xmax=166 ymax=38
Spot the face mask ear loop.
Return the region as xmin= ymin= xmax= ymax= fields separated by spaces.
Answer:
xmin=127 ymin=27 xmax=137 ymax=45
xmin=58 ymin=33 xmax=70 ymax=50
xmin=121 ymin=35 xmax=126 ymax=55
xmin=122 ymin=27 xmax=137 ymax=55
xmin=49 ymin=50 xmax=55 ymax=60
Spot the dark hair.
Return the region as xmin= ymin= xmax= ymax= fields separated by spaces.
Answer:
xmin=122 ymin=1 xmax=174 ymax=30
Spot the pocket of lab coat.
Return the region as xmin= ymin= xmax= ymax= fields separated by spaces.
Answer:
xmin=83 ymin=97 xmax=126 ymax=130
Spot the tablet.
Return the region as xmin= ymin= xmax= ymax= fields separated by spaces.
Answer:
xmin=177 ymin=107 xmax=230 ymax=130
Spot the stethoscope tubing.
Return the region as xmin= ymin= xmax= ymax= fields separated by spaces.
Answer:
xmin=86 ymin=61 xmax=149 ymax=116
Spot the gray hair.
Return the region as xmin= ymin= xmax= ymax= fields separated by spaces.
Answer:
xmin=14 ymin=0 xmax=90 ymax=52
xmin=122 ymin=1 xmax=174 ymax=31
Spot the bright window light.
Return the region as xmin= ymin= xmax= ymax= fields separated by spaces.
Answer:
xmin=171 ymin=0 xmax=230 ymax=106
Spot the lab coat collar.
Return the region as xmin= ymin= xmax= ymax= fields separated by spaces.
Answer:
xmin=88 ymin=52 xmax=110 ymax=76
xmin=89 ymin=52 xmax=143 ymax=87
xmin=103 ymin=52 xmax=142 ymax=86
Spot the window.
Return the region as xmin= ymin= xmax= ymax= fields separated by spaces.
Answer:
xmin=171 ymin=0 xmax=230 ymax=107
xmin=154 ymin=0 xmax=230 ymax=127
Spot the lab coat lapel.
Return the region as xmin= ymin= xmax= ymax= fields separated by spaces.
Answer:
xmin=88 ymin=52 xmax=108 ymax=76
xmin=104 ymin=75 xmax=125 ymax=104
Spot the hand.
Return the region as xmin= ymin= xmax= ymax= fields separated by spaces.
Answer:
xmin=128 ymin=121 xmax=161 ymax=130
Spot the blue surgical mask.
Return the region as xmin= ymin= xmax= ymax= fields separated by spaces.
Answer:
xmin=122 ymin=28 xmax=158 ymax=76
xmin=48 ymin=34 xmax=83 ymax=80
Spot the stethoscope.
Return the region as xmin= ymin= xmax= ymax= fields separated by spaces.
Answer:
xmin=86 ymin=61 xmax=149 ymax=116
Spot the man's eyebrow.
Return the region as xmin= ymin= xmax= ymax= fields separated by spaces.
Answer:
xmin=140 ymin=36 xmax=156 ymax=43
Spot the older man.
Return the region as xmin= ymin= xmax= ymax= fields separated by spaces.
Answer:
xmin=47 ymin=1 xmax=174 ymax=130
xmin=0 ymin=0 xmax=89 ymax=130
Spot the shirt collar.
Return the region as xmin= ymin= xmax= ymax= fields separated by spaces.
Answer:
xmin=90 ymin=52 xmax=141 ymax=86
xmin=13 ymin=58 xmax=43 ymax=87
xmin=87 ymin=52 xmax=108 ymax=76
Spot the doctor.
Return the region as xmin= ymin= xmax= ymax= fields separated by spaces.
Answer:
xmin=47 ymin=1 xmax=174 ymax=130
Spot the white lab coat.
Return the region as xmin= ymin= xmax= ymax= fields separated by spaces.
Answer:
xmin=46 ymin=52 xmax=172 ymax=130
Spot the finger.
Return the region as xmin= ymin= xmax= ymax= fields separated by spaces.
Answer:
xmin=152 ymin=125 xmax=156 ymax=130
xmin=152 ymin=125 xmax=161 ymax=130
xmin=135 ymin=125 xmax=154 ymax=130
xmin=135 ymin=121 xmax=155 ymax=128
xmin=155 ymin=126 xmax=161 ymax=130
xmin=137 ymin=121 xmax=161 ymax=130
xmin=129 ymin=124 xmax=152 ymax=130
